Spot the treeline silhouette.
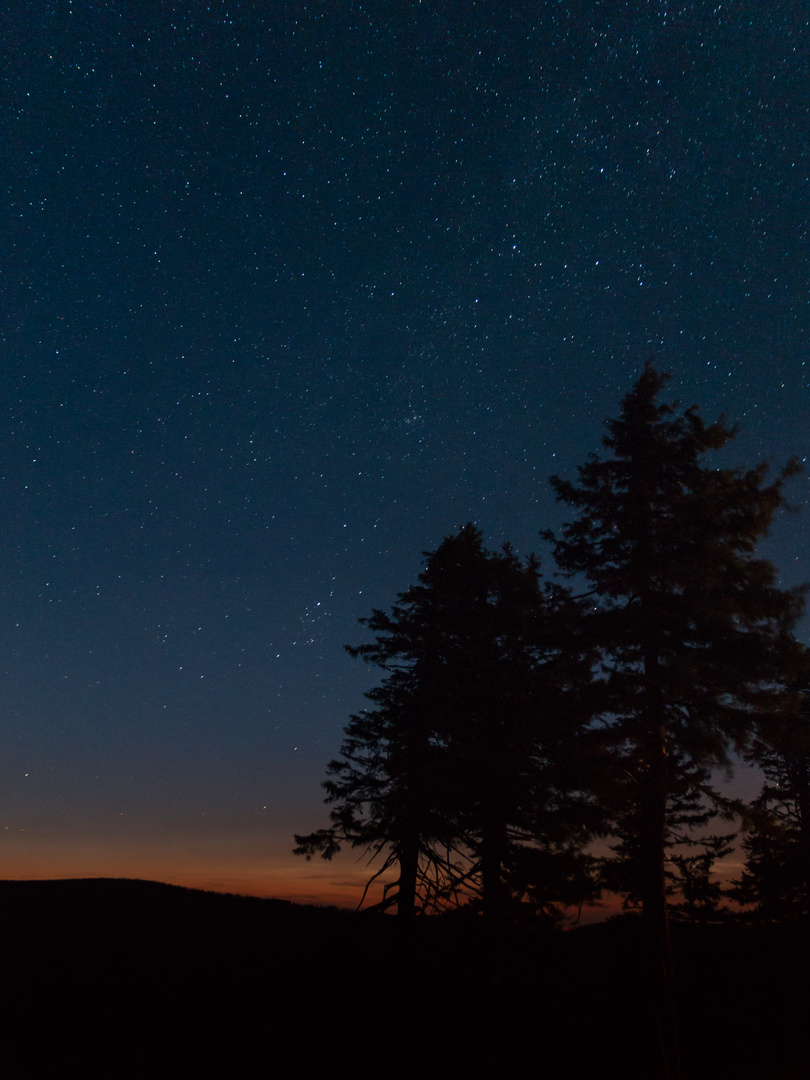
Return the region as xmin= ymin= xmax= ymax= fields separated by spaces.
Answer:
xmin=295 ymin=362 xmax=810 ymax=1080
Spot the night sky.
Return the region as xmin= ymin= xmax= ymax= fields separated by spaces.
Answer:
xmin=3 ymin=2 xmax=808 ymax=907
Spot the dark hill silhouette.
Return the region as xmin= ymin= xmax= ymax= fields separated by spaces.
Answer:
xmin=2 ymin=878 xmax=808 ymax=1079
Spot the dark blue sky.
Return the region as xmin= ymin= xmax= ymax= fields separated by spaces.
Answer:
xmin=2 ymin=1 xmax=807 ymax=903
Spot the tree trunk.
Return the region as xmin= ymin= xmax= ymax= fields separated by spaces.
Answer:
xmin=640 ymin=650 xmax=681 ymax=1080
xmin=480 ymin=817 xmax=508 ymax=925
xmin=397 ymin=833 xmax=419 ymax=919
xmin=640 ymin=753 xmax=680 ymax=1079
xmin=638 ymin=708 xmax=670 ymax=930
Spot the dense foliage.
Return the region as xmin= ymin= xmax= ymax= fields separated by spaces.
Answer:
xmin=733 ymin=666 xmax=810 ymax=920
xmin=296 ymin=365 xmax=806 ymax=942
xmin=546 ymin=362 xmax=805 ymax=936
xmin=295 ymin=524 xmax=599 ymax=920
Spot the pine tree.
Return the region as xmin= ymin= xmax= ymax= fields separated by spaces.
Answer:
xmin=399 ymin=525 xmax=597 ymax=922
xmin=545 ymin=362 xmax=804 ymax=1076
xmin=293 ymin=665 xmax=449 ymax=917
xmin=295 ymin=524 xmax=598 ymax=921
xmin=734 ymin=662 xmax=810 ymax=921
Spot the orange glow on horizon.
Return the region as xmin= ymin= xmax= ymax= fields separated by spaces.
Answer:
xmin=0 ymin=831 xmax=626 ymax=920
xmin=0 ymin=829 xmax=393 ymax=909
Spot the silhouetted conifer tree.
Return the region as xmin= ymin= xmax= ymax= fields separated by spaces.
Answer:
xmin=295 ymin=524 xmax=598 ymax=921
xmin=397 ymin=524 xmax=598 ymax=923
xmin=293 ymin=664 xmax=446 ymax=918
xmin=545 ymin=362 xmax=805 ymax=1077
xmin=734 ymin=660 xmax=810 ymax=920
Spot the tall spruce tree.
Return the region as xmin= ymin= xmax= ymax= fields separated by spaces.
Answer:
xmin=295 ymin=524 xmax=597 ymax=921
xmin=545 ymin=362 xmax=804 ymax=1076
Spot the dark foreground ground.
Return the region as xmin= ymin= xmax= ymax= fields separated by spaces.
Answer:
xmin=1 ymin=878 xmax=808 ymax=1079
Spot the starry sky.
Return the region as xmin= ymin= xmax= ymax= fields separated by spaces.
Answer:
xmin=3 ymin=1 xmax=808 ymax=906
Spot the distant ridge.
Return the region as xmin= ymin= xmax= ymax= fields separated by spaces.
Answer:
xmin=1 ymin=875 xmax=297 ymax=905
xmin=0 ymin=874 xmax=351 ymax=924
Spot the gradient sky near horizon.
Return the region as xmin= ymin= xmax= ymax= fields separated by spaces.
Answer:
xmin=2 ymin=1 xmax=808 ymax=908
